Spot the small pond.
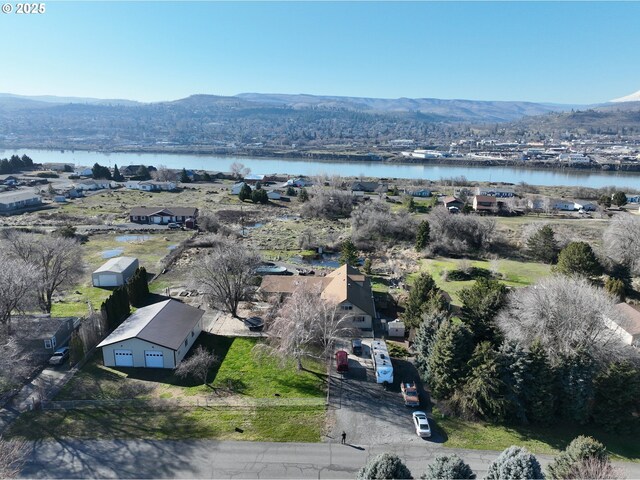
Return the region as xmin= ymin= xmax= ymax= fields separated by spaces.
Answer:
xmin=101 ymin=248 xmax=124 ymax=259
xmin=115 ymin=235 xmax=151 ymax=243
xmin=167 ymin=244 xmax=179 ymax=250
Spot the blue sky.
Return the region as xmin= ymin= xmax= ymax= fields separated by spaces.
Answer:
xmin=1 ymin=1 xmax=639 ymax=104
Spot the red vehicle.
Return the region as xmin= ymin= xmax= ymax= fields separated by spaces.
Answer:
xmin=336 ymin=350 xmax=349 ymax=373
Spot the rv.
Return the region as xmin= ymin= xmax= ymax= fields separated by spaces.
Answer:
xmin=370 ymin=340 xmax=394 ymax=385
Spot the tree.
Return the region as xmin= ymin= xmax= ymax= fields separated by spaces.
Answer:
xmin=498 ymin=341 xmax=531 ymax=424
xmin=239 ymin=183 xmax=252 ymax=202
xmin=593 ymin=361 xmax=640 ymax=434
xmin=174 ymin=345 xmax=218 ymax=385
xmin=427 ymin=320 xmax=474 ymax=399
xmin=0 ymin=255 xmax=39 ymax=333
xmin=350 ymin=202 xmax=416 ymax=250
xmin=404 ymin=195 xmax=417 ymax=213
xmin=459 ymin=278 xmax=507 ymax=345
xmin=453 ymin=342 xmax=507 ymax=421
xmin=497 ymin=276 xmax=624 ymax=364
xmin=135 ymin=165 xmax=151 ymax=180
xmin=485 ymin=446 xmax=543 ymax=480
xmin=555 ymin=242 xmax=602 ymax=277
xmin=301 ymin=188 xmax=354 ymax=219
xmin=112 ymin=164 xmax=124 ymax=182
xmin=230 ymin=161 xmax=250 ymax=179
xmin=603 ymin=215 xmax=640 ymax=275
xmin=286 ymin=186 xmax=297 ymax=196
xmin=264 ymin=284 xmax=354 ymax=369
xmin=91 ymin=162 xmax=112 ymax=180
xmin=612 ymin=191 xmax=627 ymax=207
xmin=190 ymin=237 xmax=260 ymax=317
xmin=598 ymin=195 xmax=611 ymax=208
xmin=604 ymin=277 xmax=626 ymax=301
xmin=0 ymin=337 xmax=34 ymax=392
xmin=0 ymin=437 xmax=28 ymax=479
xmin=524 ymin=341 xmax=556 ymax=424
xmin=527 ymin=224 xmax=559 ymax=263
xmin=3 ymin=232 xmax=84 ymax=313
xmin=403 ymin=273 xmax=447 ymax=329
xmin=422 ymin=454 xmax=473 ymax=480
xmin=356 ymin=452 xmax=412 ymax=480
xmin=298 ymin=187 xmax=309 ymax=203
xmin=180 ymin=168 xmax=192 ymax=183
xmin=363 ymin=258 xmax=372 ymax=275
xmin=547 ymin=436 xmax=609 ymax=480
xmin=339 ymin=239 xmax=359 ymax=267
xmin=556 ymin=350 xmax=596 ymax=424
xmin=415 ymin=220 xmax=430 ymax=251
xmin=413 ymin=311 xmax=446 ymax=381
xmin=68 ymin=331 xmax=84 ymax=366
xmin=54 ymin=225 xmax=77 ymax=239
xmin=428 ymin=206 xmax=495 ymax=254
xmin=126 ymin=267 xmax=149 ymax=307
xmin=255 ymin=181 xmax=262 ymax=190
xmin=251 ymin=189 xmax=268 ymax=204
xmin=153 ymin=165 xmax=178 ymax=182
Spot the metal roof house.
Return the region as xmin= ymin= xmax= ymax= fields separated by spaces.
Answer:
xmin=97 ymin=299 xmax=205 ymax=368
xmin=0 ymin=191 xmax=42 ymax=212
xmin=92 ymin=257 xmax=139 ymax=288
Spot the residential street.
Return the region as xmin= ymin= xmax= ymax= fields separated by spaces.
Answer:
xmin=20 ymin=439 xmax=640 ymax=479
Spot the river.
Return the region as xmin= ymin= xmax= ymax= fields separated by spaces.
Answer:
xmin=4 ymin=148 xmax=640 ymax=189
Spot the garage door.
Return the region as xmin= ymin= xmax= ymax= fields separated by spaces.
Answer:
xmin=98 ymin=274 xmax=119 ymax=287
xmin=145 ymin=351 xmax=164 ymax=368
xmin=114 ymin=350 xmax=133 ymax=367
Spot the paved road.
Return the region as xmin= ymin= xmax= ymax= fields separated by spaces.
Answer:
xmin=20 ymin=439 xmax=640 ymax=479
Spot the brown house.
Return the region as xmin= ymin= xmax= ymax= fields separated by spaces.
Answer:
xmin=472 ymin=195 xmax=498 ymax=213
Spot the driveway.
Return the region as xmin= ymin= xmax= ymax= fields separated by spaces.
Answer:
xmin=327 ymin=339 xmax=433 ymax=446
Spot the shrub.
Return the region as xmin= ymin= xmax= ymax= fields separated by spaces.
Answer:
xmin=301 ymin=188 xmax=354 ymax=219
xmin=485 ymin=446 xmax=543 ymax=480
xmin=547 ymin=436 xmax=608 ymax=479
xmin=356 ymin=453 xmax=412 ymax=480
xmin=351 ymin=202 xmax=416 ymax=249
xmin=421 ymin=454 xmax=473 ymax=480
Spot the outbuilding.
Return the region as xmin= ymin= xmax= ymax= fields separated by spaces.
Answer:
xmin=92 ymin=256 xmax=139 ymax=288
xmin=97 ymin=299 xmax=204 ymax=368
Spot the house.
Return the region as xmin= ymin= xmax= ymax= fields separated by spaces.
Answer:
xmin=552 ymin=200 xmax=578 ymax=211
xmin=259 ymin=264 xmax=377 ymax=330
xmin=13 ymin=316 xmax=80 ymax=358
xmin=267 ymin=190 xmax=281 ymax=200
xmin=408 ymin=189 xmax=432 ymax=197
xmin=42 ymin=162 xmax=74 ymax=172
xmin=231 ymin=182 xmax=247 ymax=195
xmin=97 ymin=299 xmax=204 ymax=368
xmin=75 ymin=167 xmax=93 ymax=177
xmin=126 ymin=180 xmax=177 ymax=192
xmin=3 ymin=176 xmax=20 ymax=185
xmin=472 ymin=195 xmax=498 ymax=213
xmin=74 ymin=179 xmax=114 ymax=191
xmin=627 ymin=195 xmax=640 ymax=204
xmin=129 ymin=206 xmax=198 ymax=225
xmin=605 ymin=303 xmax=640 ymax=347
xmin=54 ymin=195 xmax=67 ymax=203
xmin=284 ymin=178 xmax=308 ymax=188
xmin=244 ymin=174 xmax=265 ymax=184
xmin=527 ymin=197 xmax=546 ymax=211
xmin=351 ymin=181 xmax=387 ymax=193
xmin=442 ymin=196 xmax=464 ymax=210
xmin=0 ymin=191 xmax=42 ymax=212
xmin=120 ymin=165 xmax=147 ymax=177
xmin=575 ymin=201 xmax=597 ymax=212
xmin=475 ymin=186 xmax=515 ymax=198
xmin=92 ymin=257 xmax=139 ymax=288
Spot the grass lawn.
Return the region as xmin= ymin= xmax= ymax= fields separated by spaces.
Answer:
xmin=416 ymin=257 xmax=551 ymax=304
xmin=7 ymin=406 xmax=325 ymax=442
xmin=435 ymin=411 xmax=640 ymax=461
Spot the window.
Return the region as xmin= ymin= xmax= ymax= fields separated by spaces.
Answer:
xmin=341 ymin=305 xmax=353 ymax=311
xmin=52 ymin=336 xmax=56 ymax=348
xmin=184 ymin=339 xmax=188 ymax=347
xmin=191 ymin=331 xmax=195 ymax=337
xmin=44 ymin=339 xmax=52 ymax=349
xmin=354 ymin=316 xmax=365 ymax=323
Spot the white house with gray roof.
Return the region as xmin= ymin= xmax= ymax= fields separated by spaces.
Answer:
xmin=0 ymin=191 xmax=42 ymax=212
xmin=97 ymin=299 xmax=204 ymax=368
xmin=92 ymin=257 xmax=139 ymax=287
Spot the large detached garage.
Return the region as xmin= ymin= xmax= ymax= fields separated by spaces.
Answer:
xmin=97 ymin=299 xmax=204 ymax=369
xmin=92 ymin=257 xmax=139 ymax=288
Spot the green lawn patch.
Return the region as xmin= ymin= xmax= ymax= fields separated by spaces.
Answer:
xmin=6 ymin=406 xmax=325 ymax=442
xmin=435 ymin=411 xmax=640 ymax=461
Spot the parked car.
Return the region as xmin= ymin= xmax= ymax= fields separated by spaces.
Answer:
xmin=351 ymin=338 xmax=363 ymax=356
xmin=48 ymin=347 xmax=70 ymax=366
xmin=412 ymin=411 xmax=431 ymax=438
xmin=401 ymin=381 xmax=420 ymax=407
xmin=167 ymin=222 xmax=181 ymax=229
xmin=336 ymin=350 xmax=349 ymax=373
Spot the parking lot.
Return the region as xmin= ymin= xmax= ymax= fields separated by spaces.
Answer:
xmin=327 ymin=339 xmax=443 ymax=446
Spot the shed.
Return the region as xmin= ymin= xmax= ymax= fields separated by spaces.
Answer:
xmin=387 ymin=319 xmax=406 ymax=338
xmin=97 ymin=299 xmax=204 ymax=368
xmin=92 ymin=256 xmax=139 ymax=287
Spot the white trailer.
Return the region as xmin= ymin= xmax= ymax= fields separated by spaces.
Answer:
xmin=370 ymin=340 xmax=394 ymax=385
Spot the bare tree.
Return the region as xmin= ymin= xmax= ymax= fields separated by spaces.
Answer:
xmin=152 ymin=164 xmax=177 ymax=182
xmin=190 ymin=236 xmax=260 ymax=317
xmin=427 ymin=206 xmax=495 ymax=254
xmin=0 ymin=437 xmax=28 ymax=479
xmin=174 ymin=345 xmax=218 ymax=385
xmin=301 ymin=188 xmax=355 ymax=220
xmin=603 ymin=214 xmax=640 ymax=275
xmin=230 ymin=161 xmax=250 ymax=180
xmin=263 ymin=283 xmax=354 ymax=369
xmin=0 ymin=337 xmax=33 ymax=393
xmin=2 ymin=232 xmax=84 ymax=313
xmin=497 ymin=276 xmax=626 ymax=364
xmin=564 ymin=457 xmax=625 ymax=480
xmin=0 ymin=254 xmax=39 ymax=333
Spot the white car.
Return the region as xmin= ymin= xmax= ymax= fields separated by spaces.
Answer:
xmin=412 ymin=411 xmax=431 ymax=438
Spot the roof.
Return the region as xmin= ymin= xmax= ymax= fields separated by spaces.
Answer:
xmin=130 ymin=206 xmax=198 ymax=217
xmin=260 ymin=264 xmax=376 ymax=317
xmin=97 ymin=299 xmax=204 ymax=350
xmin=93 ymin=256 xmax=138 ymax=275
xmin=0 ymin=191 xmax=41 ymax=203
xmin=613 ymin=303 xmax=640 ymax=337
xmin=442 ymin=196 xmax=462 ymax=205
xmin=474 ymin=195 xmax=497 ymax=203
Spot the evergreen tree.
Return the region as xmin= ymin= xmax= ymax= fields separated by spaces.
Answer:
xmin=405 ymin=196 xmax=417 ymax=213
xmin=593 ymin=361 xmax=640 ymax=434
xmin=604 ymin=277 xmax=626 ymax=301
xmin=414 ymin=311 xmax=447 ymax=381
xmin=298 ymin=187 xmax=309 ymax=203
xmin=68 ymin=331 xmax=85 ymax=366
xmin=255 ymin=181 xmax=262 ymax=190
xmin=251 ymin=189 xmax=268 ymax=204
xmin=555 ymin=242 xmax=603 ymax=277
xmin=459 ymin=278 xmax=507 ymax=345
xmin=598 ymin=195 xmax=611 ymax=208
xmin=525 ymin=341 xmax=556 ymax=425
xmin=422 ymin=454 xmax=474 ymax=480
xmin=363 ymin=258 xmax=372 ymax=275
xmin=286 ymin=186 xmax=297 ymax=196
xmin=415 ymin=220 xmax=430 ymax=251
xmin=556 ymin=350 xmax=596 ymax=425
xmin=135 ymin=165 xmax=151 ymax=180
xmin=454 ymin=342 xmax=507 ymax=421
xmin=339 ymin=239 xmax=359 ymax=267
xmin=527 ymin=225 xmax=559 ymax=263
xmin=499 ymin=341 xmax=531 ymax=423
xmin=180 ymin=168 xmax=192 ymax=183
xmin=356 ymin=453 xmax=412 ymax=480
xmin=547 ymin=436 xmax=608 ymax=480
xmin=112 ymin=164 xmax=124 ymax=182
xmin=403 ymin=273 xmax=447 ymax=329
xmin=485 ymin=446 xmax=543 ymax=480
xmin=92 ymin=162 xmax=112 ymax=180
xmin=612 ymin=191 xmax=627 ymax=207
xmin=239 ymin=183 xmax=252 ymax=202
xmin=427 ymin=321 xmax=474 ymax=399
